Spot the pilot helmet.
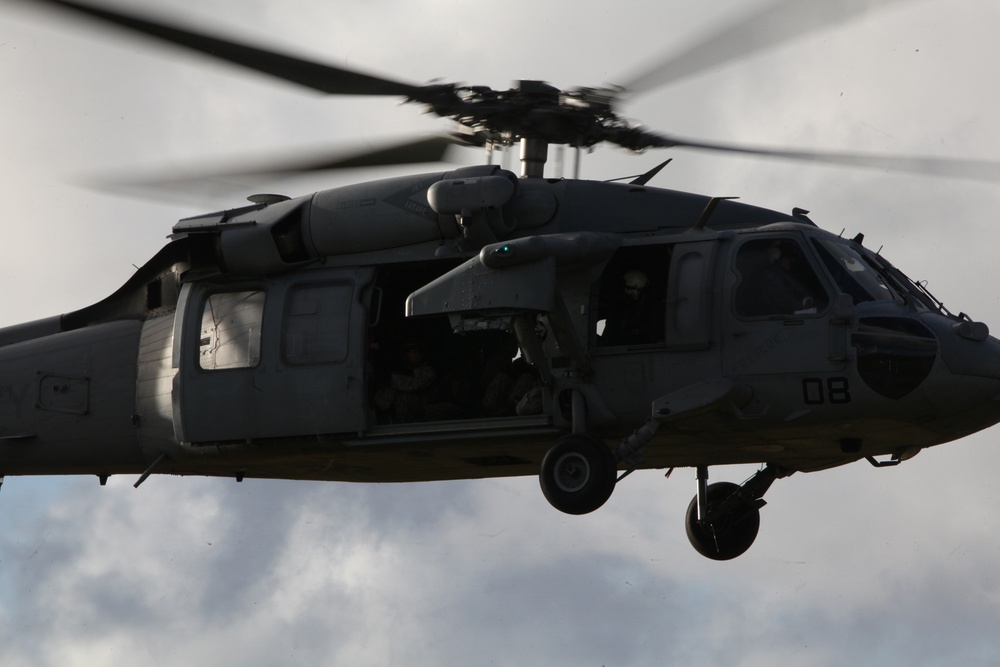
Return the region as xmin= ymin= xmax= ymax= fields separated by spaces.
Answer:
xmin=623 ymin=270 xmax=649 ymax=300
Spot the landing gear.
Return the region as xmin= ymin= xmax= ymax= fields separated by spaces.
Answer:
xmin=539 ymin=433 xmax=617 ymax=515
xmin=685 ymin=481 xmax=761 ymax=560
xmin=684 ymin=465 xmax=780 ymax=560
xmin=538 ymin=425 xmax=787 ymax=561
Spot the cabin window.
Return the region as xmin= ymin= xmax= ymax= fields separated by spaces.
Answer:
xmin=734 ymin=238 xmax=829 ymax=317
xmin=281 ymin=282 xmax=353 ymax=365
xmin=198 ymin=290 xmax=265 ymax=370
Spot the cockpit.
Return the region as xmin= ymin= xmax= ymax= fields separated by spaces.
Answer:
xmin=733 ymin=226 xmax=950 ymax=319
xmin=726 ymin=226 xmax=999 ymax=412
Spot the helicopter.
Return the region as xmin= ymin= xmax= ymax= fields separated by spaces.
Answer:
xmin=3 ymin=0 xmax=1000 ymax=561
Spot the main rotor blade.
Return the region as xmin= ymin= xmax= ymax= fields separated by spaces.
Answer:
xmin=37 ymin=0 xmax=420 ymax=96
xmin=618 ymin=0 xmax=910 ymax=96
xmin=248 ymin=135 xmax=458 ymax=172
xmin=656 ymin=134 xmax=1000 ymax=183
xmin=85 ymin=136 xmax=459 ymax=203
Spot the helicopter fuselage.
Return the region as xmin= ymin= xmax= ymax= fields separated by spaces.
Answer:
xmin=1 ymin=166 xmax=998 ymax=493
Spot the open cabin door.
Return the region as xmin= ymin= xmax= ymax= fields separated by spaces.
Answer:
xmin=407 ymin=233 xmax=621 ymax=429
xmin=174 ymin=268 xmax=374 ymax=443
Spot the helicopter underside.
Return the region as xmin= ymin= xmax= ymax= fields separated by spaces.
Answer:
xmin=149 ymin=408 xmax=973 ymax=485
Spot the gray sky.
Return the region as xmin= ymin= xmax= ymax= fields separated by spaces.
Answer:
xmin=2 ymin=1 xmax=1000 ymax=665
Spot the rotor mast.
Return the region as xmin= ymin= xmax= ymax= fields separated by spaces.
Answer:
xmin=520 ymin=137 xmax=549 ymax=178
xmin=512 ymin=80 xmax=560 ymax=178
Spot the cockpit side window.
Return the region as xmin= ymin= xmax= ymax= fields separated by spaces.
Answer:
xmin=734 ymin=238 xmax=830 ymax=317
xmin=812 ymin=238 xmax=897 ymax=305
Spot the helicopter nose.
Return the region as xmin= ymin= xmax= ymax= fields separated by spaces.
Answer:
xmin=936 ymin=319 xmax=1000 ymax=380
xmin=922 ymin=316 xmax=1000 ymax=436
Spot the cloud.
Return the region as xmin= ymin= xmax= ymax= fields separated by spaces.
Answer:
xmin=1 ymin=450 xmax=1000 ymax=666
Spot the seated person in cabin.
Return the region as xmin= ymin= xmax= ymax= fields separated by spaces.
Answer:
xmin=374 ymin=340 xmax=437 ymax=422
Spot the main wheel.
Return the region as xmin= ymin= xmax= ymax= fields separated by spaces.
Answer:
xmin=539 ymin=434 xmax=617 ymax=515
xmin=685 ymin=481 xmax=761 ymax=560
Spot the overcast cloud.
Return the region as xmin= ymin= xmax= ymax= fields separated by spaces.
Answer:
xmin=2 ymin=1 xmax=1000 ymax=665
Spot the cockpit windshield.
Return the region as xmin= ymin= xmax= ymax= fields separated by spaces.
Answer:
xmin=860 ymin=246 xmax=947 ymax=313
xmin=812 ymin=238 xmax=897 ymax=305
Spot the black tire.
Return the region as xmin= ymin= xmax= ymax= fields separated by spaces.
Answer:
xmin=685 ymin=481 xmax=761 ymax=560
xmin=539 ymin=434 xmax=617 ymax=515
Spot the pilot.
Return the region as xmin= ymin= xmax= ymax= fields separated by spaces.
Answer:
xmin=602 ymin=269 xmax=664 ymax=345
xmin=742 ymin=240 xmax=822 ymax=316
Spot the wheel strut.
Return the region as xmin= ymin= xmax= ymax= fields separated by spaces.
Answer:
xmin=699 ymin=464 xmax=781 ymax=526
xmin=696 ymin=465 xmax=709 ymax=521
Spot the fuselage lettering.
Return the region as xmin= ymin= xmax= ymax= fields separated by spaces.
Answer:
xmin=801 ymin=377 xmax=852 ymax=405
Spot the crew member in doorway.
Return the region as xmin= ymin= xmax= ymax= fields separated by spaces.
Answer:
xmin=603 ymin=269 xmax=664 ymax=345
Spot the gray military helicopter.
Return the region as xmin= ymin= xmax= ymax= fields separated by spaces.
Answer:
xmin=4 ymin=0 xmax=1000 ymax=561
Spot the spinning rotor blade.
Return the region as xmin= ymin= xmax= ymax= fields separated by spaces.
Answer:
xmin=248 ymin=135 xmax=459 ymax=172
xmin=618 ymin=0 xmax=910 ymax=96
xmin=32 ymin=0 xmax=995 ymax=185
xmin=36 ymin=0 xmax=421 ymax=96
xmin=87 ymin=136 xmax=460 ymax=202
xmin=653 ymin=134 xmax=1000 ymax=182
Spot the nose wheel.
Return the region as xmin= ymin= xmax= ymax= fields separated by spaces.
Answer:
xmin=539 ymin=434 xmax=617 ymax=515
